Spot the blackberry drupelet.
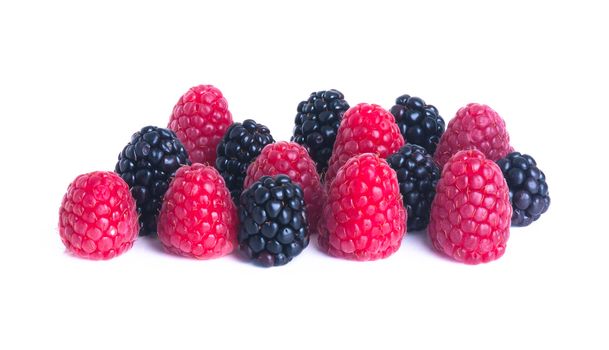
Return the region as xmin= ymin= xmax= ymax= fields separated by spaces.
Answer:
xmin=291 ymin=89 xmax=350 ymax=174
xmin=216 ymin=119 xmax=275 ymax=200
xmin=115 ymin=126 xmax=190 ymax=236
xmin=390 ymin=94 xmax=445 ymax=156
xmin=496 ymin=152 xmax=550 ymax=227
xmin=387 ymin=144 xmax=440 ymax=231
xmin=238 ymin=175 xmax=309 ymax=267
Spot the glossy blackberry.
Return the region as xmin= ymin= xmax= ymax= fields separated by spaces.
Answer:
xmin=387 ymin=144 xmax=440 ymax=231
xmin=216 ymin=119 xmax=275 ymax=200
xmin=390 ymin=94 xmax=445 ymax=156
xmin=496 ymin=152 xmax=550 ymax=227
xmin=238 ymin=175 xmax=309 ymax=267
xmin=291 ymin=89 xmax=350 ymax=174
xmin=115 ymin=126 xmax=190 ymax=236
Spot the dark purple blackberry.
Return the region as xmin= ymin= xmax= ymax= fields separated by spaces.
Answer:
xmin=496 ymin=152 xmax=550 ymax=227
xmin=238 ymin=175 xmax=309 ymax=267
xmin=216 ymin=119 xmax=274 ymax=200
xmin=387 ymin=144 xmax=440 ymax=231
xmin=291 ymin=89 xmax=349 ymax=175
xmin=115 ymin=126 xmax=190 ymax=236
xmin=390 ymin=94 xmax=445 ymax=156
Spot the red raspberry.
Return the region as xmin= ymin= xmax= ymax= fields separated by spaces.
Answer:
xmin=318 ymin=153 xmax=406 ymax=261
xmin=244 ymin=141 xmax=325 ymax=231
xmin=157 ymin=164 xmax=237 ymax=259
xmin=168 ymin=85 xmax=233 ymax=165
xmin=428 ymin=150 xmax=512 ymax=264
xmin=325 ymin=103 xmax=405 ymax=187
xmin=434 ymin=103 xmax=512 ymax=169
xmin=58 ymin=171 xmax=139 ymax=260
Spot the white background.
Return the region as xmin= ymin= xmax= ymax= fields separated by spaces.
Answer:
xmin=1 ymin=1 xmax=607 ymax=349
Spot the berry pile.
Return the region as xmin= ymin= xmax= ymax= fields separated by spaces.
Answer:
xmin=59 ymin=84 xmax=550 ymax=266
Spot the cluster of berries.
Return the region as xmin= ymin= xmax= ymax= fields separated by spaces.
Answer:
xmin=58 ymin=85 xmax=550 ymax=265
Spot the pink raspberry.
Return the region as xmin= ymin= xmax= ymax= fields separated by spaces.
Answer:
xmin=168 ymin=85 xmax=233 ymax=165
xmin=58 ymin=171 xmax=139 ymax=260
xmin=157 ymin=164 xmax=237 ymax=259
xmin=429 ymin=149 xmax=512 ymax=264
xmin=434 ymin=103 xmax=512 ymax=169
xmin=318 ymin=153 xmax=406 ymax=261
xmin=324 ymin=103 xmax=405 ymax=187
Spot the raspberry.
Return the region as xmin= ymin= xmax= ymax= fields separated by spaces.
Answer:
xmin=115 ymin=126 xmax=191 ymax=235
xmin=215 ymin=119 xmax=275 ymax=200
xmin=291 ymin=89 xmax=350 ymax=174
xmin=168 ymin=85 xmax=233 ymax=165
xmin=58 ymin=171 xmax=139 ymax=260
xmin=387 ymin=144 xmax=440 ymax=231
xmin=390 ymin=94 xmax=445 ymax=155
xmin=157 ymin=164 xmax=237 ymax=259
xmin=428 ymin=150 xmax=512 ymax=264
xmin=318 ymin=153 xmax=406 ymax=261
xmin=238 ymin=175 xmax=309 ymax=267
xmin=324 ymin=103 xmax=405 ymax=187
xmin=434 ymin=103 xmax=512 ymax=169
xmin=496 ymin=152 xmax=550 ymax=227
xmin=244 ymin=142 xmax=325 ymax=231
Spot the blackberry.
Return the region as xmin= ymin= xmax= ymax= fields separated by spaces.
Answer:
xmin=238 ymin=175 xmax=309 ymax=267
xmin=387 ymin=144 xmax=440 ymax=231
xmin=115 ymin=126 xmax=190 ymax=235
xmin=390 ymin=94 xmax=445 ymax=156
xmin=216 ymin=119 xmax=275 ymax=200
xmin=496 ymin=152 xmax=550 ymax=227
xmin=291 ymin=89 xmax=350 ymax=174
